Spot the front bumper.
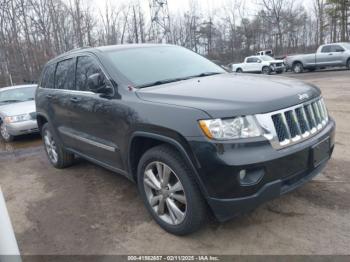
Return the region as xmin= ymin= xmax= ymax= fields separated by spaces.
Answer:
xmin=188 ymin=119 xmax=335 ymax=221
xmin=271 ymin=65 xmax=285 ymax=72
xmin=5 ymin=120 xmax=39 ymax=136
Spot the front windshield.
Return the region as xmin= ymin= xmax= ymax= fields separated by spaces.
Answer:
xmin=0 ymin=86 xmax=36 ymax=105
xmin=259 ymin=56 xmax=274 ymax=61
xmin=342 ymin=43 xmax=350 ymax=50
xmin=105 ymin=46 xmax=225 ymax=88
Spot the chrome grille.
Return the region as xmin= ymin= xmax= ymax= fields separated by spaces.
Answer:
xmin=256 ymin=97 xmax=329 ymax=149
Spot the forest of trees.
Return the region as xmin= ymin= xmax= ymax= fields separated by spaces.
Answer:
xmin=0 ymin=0 xmax=349 ymax=86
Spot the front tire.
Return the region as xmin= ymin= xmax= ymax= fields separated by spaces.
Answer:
xmin=292 ymin=62 xmax=304 ymax=73
xmin=42 ymin=123 xmax=74 ymax=169
xmin=0 ymin=123 xmax=14 ymax=142
xmin=236 ymin=68 xmax=243 ymax=73
xmin=137 ymin=145 xmax=207 ymax=235
xmin=262 ymin=66 xmax=271 ymax=75
xmin=347 ymin=59 xmax=350 ymax=70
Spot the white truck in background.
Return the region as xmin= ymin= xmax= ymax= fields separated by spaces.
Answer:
xmin=230 ymin=55 xmax=285 ymax=74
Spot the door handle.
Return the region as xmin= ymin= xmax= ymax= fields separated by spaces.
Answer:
xmin=328 ymin=53 xmax=333 ymax=55
xmin=46 ymin=94 xmax=54 ymax=99
xmin=70 ymin=97 xmax=81 ymax=103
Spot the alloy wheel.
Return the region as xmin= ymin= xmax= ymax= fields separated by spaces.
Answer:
xmin=262 ymin=67 xmax=270 ymax=74
xmin=143 ymin=161 xmax=187 ymax=225
xmin=44 ymin=130 xmax=58 ymax=164
xmin=294 ymin=64 xmax=302 ymax=73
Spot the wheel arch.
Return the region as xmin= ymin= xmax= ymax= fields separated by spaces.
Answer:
xmin=292 ymin=60 xmax=303 ymax=67
xmin=36 ymin=113 xmax=49 ymax=134
xmin=128 ymin=131 xmax=209 ymax=198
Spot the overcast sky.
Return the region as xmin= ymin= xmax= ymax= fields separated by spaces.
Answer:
xmin=93 ymin=0 xmax=314 ymax=18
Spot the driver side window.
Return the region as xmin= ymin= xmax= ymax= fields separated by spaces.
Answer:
xmin=321 ymin=45 xmax=331 ymax=53
xmin=76 ymin=56 xmax=106 ymax=91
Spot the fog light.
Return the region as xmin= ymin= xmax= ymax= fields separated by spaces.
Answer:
xmin=239 ymin=170 xmax=246 ymax=180
xmin=238 ymin=168 xmax=264 ymax=186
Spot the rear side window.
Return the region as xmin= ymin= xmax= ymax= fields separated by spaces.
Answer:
xmin=41 ymin=64 xmax=55 ymax=89
xmin=321 ymin=46 xmax=331 ymax=53
xmin=76 ymin=56 xmax=104 ymax=91
xmin=55 ymin=58 xmax=75 ymax=90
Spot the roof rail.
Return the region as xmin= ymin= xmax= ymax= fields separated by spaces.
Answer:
xmin=66 ymin=46 xmax=92 ymax=53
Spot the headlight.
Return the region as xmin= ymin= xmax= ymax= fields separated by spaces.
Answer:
xmin=4 ymin=114 xmax=31 ymax=123
xmin=199 ymin=116 xmax=263 ymax=140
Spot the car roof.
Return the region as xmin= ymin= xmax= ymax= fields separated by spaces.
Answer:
xmin=49 ymin=44 xmax=176 ymax=64
xmin=0 ymin=84 xmax=37 ymax=92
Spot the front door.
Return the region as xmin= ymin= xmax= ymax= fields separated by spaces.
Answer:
xmin=66 ymin=55 xmax=125 ymax=171
xmin=316 ymin=45 xmax=335 ymax=66
xmin=330 ymin=44 xmax=345 ymax=66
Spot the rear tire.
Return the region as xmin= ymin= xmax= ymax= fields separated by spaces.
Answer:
xmin=137 ymin=144 xmax=207 ymax=235
xmin=0 ymin=123 xmax=14 ymax=142
xmin=347 ymin=59 xmax=350 ymax=70
xmin=292 ymin=62 xmax=304 ymax=73
xmin=42 ymin=123 xmax=74 ymax=169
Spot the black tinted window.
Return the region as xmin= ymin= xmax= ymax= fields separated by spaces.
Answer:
xmin=321 ymin=46 xmax=331 ymax=53
xmin=55 ymin=58 xmax=75 ymax=90
xmin=331 ymin=45 xmax=344 ymax=52
xmin=41 ymin=64 xmax=55 ymax=89
xmin=76 ymin=56 xmax=104 ymax=91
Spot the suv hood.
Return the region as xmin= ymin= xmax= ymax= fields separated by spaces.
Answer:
xmin=0 ymin=100 xmax=36 ymax=117
xmin=136 ymin=73 xmax=321 ymax=118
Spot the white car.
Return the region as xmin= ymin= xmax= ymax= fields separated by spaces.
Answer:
xmin=0 ymin=85 xmax=38 ymax=142
xmin=230 ymin=55 xmax=286 ymax=74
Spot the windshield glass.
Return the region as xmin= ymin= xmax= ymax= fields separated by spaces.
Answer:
xmin=0 ymin=86 xmax=36 ymax=105
xmin=342 ymin=43 xmax=350 ymax=50
xmin=259 ymin=56 xmax=274 ymax=61
xmin=105 ymin=46 xmax=225 ymax=88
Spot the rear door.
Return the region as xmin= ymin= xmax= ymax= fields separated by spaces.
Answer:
xmin=45 ymin=58 xmax=77 ymax=145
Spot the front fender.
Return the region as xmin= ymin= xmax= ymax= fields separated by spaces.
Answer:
xmin=128 ymin=131 xmax=209 ymax=198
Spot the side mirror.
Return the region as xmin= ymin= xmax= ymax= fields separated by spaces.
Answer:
xmin=87 ymin=73 xmax=113 ymax=95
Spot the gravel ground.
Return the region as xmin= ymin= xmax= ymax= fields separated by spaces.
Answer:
xmin=0 ymin=69 xmax=349 ymax=255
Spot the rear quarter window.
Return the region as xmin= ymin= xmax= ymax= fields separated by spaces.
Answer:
xmin=55 ymin=58 xmax=76 ymax=90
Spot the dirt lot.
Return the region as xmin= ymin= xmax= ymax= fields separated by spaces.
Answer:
xmin=1 ymin=69 xmax=349 ymax=255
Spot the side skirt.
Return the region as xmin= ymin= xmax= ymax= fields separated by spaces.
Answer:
xmin=66 ymin=148 xmax=133 ymax=181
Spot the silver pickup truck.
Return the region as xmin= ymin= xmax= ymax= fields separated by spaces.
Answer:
xmin=285 ymin=42 xmax=350 ymax=73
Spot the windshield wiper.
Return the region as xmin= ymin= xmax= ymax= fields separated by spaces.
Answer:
xmin=0 ymin=100 xmax=23 ymax=103
xmin=136 ymin=77 xmax=189 ymax=89
xmin=136 ymin=72 xmax=223 ymax=89
xmin=187 ymin=72 xmax=223 ymax=79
